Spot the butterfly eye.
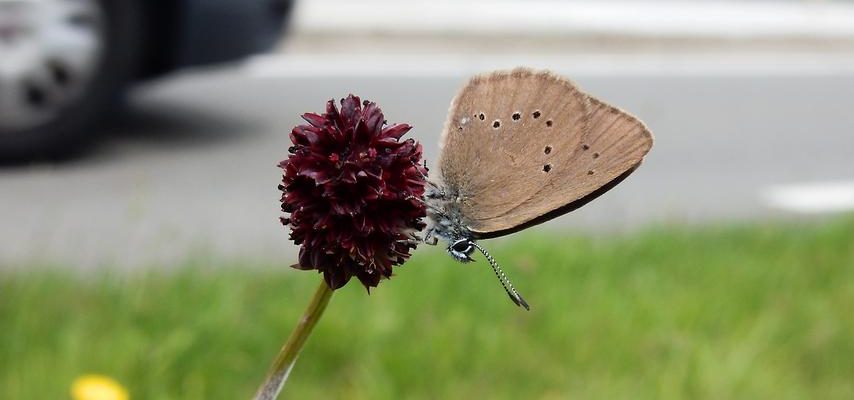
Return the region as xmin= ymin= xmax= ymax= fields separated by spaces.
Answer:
xmin=451 ymin=239 xmax=473 ymax=253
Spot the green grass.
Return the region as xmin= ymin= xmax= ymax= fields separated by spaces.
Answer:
xmin=2 ymin=218 xmax=854 ymax=399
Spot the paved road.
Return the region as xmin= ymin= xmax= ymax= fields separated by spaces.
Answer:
xmin=2 ymin=59 xmax=853 ymax=269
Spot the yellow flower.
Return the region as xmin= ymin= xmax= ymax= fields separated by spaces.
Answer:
xmin=71 ymin=374 xmax=129 ymax=400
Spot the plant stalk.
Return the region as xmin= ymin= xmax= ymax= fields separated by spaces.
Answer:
xmin=254 ymin=280 xmax=333 ymax=400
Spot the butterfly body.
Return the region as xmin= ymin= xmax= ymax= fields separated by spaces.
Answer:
xmin=423 ymin=182 xmax=470 ymax=243
xmin=424 ymin=67 xmax=653 ymax=310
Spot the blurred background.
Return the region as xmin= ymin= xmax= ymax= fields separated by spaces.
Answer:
xmin=2 ymin=0 xmax=853 ymax=399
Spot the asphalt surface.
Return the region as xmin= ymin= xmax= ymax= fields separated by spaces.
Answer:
xmin=2 ymin=62 xmax=854 ymax=269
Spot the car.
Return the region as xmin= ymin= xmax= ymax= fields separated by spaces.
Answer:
xmin=0 ymin=0 xmax=294 ymax=161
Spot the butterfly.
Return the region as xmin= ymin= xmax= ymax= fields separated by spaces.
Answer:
xmin=422 ymin=68 xmax=653 ymax=310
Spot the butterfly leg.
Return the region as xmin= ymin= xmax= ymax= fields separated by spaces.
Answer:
xmin=410 ymin=159 xmax=434 ymax=186
xmin=411 ymin=158 xmax=449 ymax=200
xmin=425 ymin=186 xmax=445 ymax=200
xmin=423 ymin=227 xmax=439 ymax=246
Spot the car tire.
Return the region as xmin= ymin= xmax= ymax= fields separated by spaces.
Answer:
xmin=0 ymin=0 xmax=141 ymax=162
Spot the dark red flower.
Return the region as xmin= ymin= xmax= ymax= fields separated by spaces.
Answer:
xmin=278 ymin=95 xmax=427 ymax=290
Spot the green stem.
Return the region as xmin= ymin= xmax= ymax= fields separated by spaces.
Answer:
xmin=254 ymin=279 xmax=333 ymax=400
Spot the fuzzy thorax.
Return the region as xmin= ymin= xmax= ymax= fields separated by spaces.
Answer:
xmin=423 ymin=180 xmax=474 ymax=247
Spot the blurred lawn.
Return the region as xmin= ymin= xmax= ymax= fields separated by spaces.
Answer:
xmin=2 ymin=218 xmax=854 ymax=399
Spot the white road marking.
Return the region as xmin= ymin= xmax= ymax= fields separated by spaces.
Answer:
xmin=762 ymin=182 xmax=854 ymax=214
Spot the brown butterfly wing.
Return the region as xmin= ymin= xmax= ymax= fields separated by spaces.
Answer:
xmin=438 ymin=68 xmax=589 ymax=233
xmin=437 ymin=68 xmax=653 ymax=239
xmin=472 ymin=94 xmax=654 ymax=239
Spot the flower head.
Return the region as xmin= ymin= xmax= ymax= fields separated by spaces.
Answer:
xmin=279 ymin=95 xmax=427 ymax=290
xmin=71 ymin=375 xmax=129 ymax=400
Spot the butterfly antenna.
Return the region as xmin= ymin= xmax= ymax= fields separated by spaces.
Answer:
xmin=472 ymin=242 xmax=530 ymax=311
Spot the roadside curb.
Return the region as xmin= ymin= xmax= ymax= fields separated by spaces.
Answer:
xmin=293 ymin=1 xmax=854 ymax=42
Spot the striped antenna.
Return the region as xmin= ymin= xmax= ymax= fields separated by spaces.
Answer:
xmin=472 ymin=242 xmax=530 ymax=310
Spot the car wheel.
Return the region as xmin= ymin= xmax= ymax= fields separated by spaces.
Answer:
xmin=0 ymin=0 xmax=140 ymax=162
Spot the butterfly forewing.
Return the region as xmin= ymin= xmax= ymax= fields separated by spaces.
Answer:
xmin=438 ymin=68 xmax=589 ymax=234
xmin=437 ymin=68 xmax=653 ymax=238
